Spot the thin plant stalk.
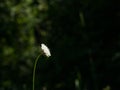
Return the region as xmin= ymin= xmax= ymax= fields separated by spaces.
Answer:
xmin=89 ymin=57 xmax=98 ymax=90
xmin=33 ymin=54 xmax=41 ymax=90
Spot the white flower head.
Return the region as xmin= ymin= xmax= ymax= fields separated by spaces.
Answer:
xmin=41 ymin=43 xmax=51 ymax=57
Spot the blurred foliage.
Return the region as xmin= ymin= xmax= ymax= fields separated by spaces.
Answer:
xmin=0 ymin=0 xmax=39 ymax=89
xmin=0 ymin=0 xmax=119 ymax=90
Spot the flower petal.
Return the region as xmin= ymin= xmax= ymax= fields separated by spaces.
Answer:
xmin=41 ymin=43 xmax=51 ymax=57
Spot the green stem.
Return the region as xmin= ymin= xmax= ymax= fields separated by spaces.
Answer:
xmin=33 ymin=54 xmax=41 ymax=90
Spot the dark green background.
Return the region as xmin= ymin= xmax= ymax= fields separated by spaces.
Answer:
xmin=0 ymin=0 xmax=119 ymax=90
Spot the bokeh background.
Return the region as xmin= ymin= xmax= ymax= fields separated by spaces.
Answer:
xmin=0 ymin=0 xmax=119 ymax=90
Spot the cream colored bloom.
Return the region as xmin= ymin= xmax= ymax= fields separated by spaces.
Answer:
xmin=41 ymin=43 xmax=51 ymax=57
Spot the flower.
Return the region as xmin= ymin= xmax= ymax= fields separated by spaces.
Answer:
xmin=41 ymin=43 xmax=51 ymax=57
